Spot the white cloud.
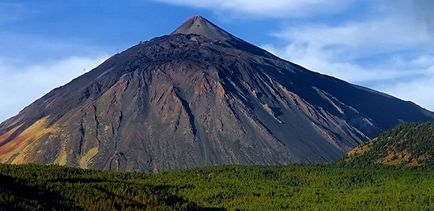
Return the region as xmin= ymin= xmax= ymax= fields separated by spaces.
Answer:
xmin=263 ymin=44 xmax=425 ymax=84
xmin=263 ymin=15 xmax=433 ymax=82
xmin=376 ymin=56 xmax=434 ymax=107
xmin=273 ymin=19 xmax=431 ymax=52
xmin=154 ymin=0 xmax=354 ymax=17
xmin=0 ymin=55 xmax=108 ymax=122
xmin=380 ymin=77 xmax=434 ymax=111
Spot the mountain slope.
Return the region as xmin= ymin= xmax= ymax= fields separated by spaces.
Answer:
xmin=0 ymin=16 xmax=433 ymax=172
xmin=343 ymin=122 xmax=434 ymax=167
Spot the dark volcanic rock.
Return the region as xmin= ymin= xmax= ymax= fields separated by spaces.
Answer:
xmin=0 ymin=16 xmax=433 ymax=172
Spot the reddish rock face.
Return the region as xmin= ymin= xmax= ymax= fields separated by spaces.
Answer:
xmin=0 ymin=16 xmax=433 ymax=172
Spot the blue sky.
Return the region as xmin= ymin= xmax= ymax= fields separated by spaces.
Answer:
xmin=1 ymin=0 xmax=433 ymax=121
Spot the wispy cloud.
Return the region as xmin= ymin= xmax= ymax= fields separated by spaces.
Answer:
xmin=263 ymin=15 xmax=433 ymax=82
xmin=0 ymin=32 xmax=107 ymax=65
xmin=0 ymin=55 xmax=108 ymax=121
xmin=154 ymin=0 xmax=354 ymax=17
xmin=0 ymin=2 xmax=33 ymax=24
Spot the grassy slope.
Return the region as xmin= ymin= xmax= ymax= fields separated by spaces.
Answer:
xmin=1 ymin=164 xmax=434 ymax=210
xmin=343 ymin=122 xmax=434 ymax=167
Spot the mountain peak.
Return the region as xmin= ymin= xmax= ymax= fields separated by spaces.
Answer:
xmin=171 ymin=16 xmax=234 ymax=41
xmin=1 ymin=16 xmax=433 ymax=172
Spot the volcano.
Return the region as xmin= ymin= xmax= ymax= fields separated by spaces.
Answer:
xmin=0 ymin=16 xmax=433 ymax=172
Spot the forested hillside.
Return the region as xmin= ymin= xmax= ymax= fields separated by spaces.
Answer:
xmin=1 ymin=164 xmax=434 ymax=210
xmin=343 ymin=122 xmax=434 ymax=167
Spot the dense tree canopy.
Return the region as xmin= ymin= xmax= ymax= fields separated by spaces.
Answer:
xmin=1 ymin=164 xmax=434 ymax=210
